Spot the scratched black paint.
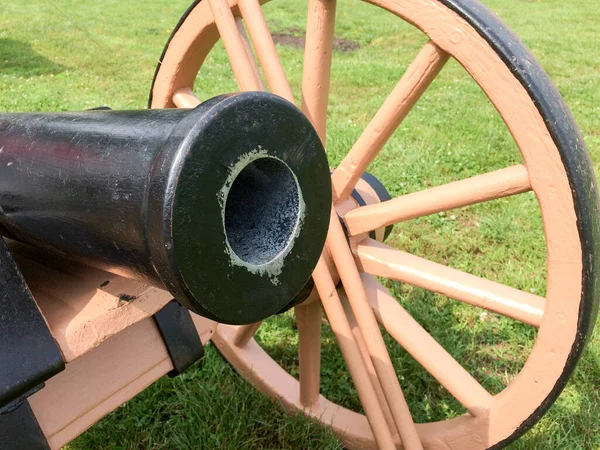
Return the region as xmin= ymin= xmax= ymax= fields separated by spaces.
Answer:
xmin=0 ymin=92 xmax=331 ymax=324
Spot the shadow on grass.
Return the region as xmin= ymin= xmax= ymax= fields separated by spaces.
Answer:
xmin=0 ymin=38 xmax=66 ymax=77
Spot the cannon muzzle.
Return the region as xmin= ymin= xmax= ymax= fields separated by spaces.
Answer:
xmin=0 ymin=92 xmax=331 ymax=324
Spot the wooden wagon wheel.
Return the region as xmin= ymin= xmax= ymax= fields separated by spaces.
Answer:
xmin=149 ymin=0 xmax=600 ymax=448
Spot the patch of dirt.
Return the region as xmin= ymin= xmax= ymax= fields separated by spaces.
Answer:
xmin=271 ymin=27 xmax=360 ymax=53
xmin=457 ymin=214 xmax=480 ymax=229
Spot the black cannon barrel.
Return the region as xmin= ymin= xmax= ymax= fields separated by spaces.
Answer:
xmin=0 ymin=92 xmax=331 ymax=324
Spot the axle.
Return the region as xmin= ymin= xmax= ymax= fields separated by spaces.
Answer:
xmin=0 ymin=92 xmax=331 ymax=324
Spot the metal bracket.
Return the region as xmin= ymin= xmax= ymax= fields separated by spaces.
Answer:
xmin=0 ymin=401 xmax=50 ymax=450
xmin=153 ymin=300 xmax=205 ymax=376
xmin=0 ymin=238 xmax=65 ymax=412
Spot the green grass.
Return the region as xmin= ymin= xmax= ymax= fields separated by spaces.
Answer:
xmin=1 ymin=0 xmax=599 ymax=448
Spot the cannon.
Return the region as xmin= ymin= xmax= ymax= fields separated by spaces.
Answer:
xmin=1 ymin=0 xmax=599 ymax=449
xmin=0 ymin=93 xmax=330 ymax=325
xmin=0 ymin=92 xmax=331 ymax=446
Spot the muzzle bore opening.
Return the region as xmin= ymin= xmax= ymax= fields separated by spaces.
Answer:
xmin=224 ymin=157 xmax=301 ymax=266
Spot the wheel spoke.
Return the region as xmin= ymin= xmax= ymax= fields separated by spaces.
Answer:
xmin=296 ymin=302 xmax=322 ymax=407
xmin=233 ymin=322 xmax=263 ymax=347
xmin=301 ymin=0 xmax=337 ymax=142
xmin=340 ymin=292 xmax=399 ymax=436
xmin=208 ymin=0 xmax=263 ymax=91
xmin=238 ymin=0 xmax=295 ymax=103
xmin=235 ymin=17 xmax=266 ymax=90
xmin=172 ymin=88 xmax=201 ymax=108
xmin=344 ymin=164 xmax=532 ymax=237
xmin=356 ymin=238 xmax=545 ymax=326
xmin=312 ymin=257 xmax=397 ymax=450
xmin=331 ymin=41 xmax=449 ymax=202
xmin=325 ymin=208 xmax=423 ymax=450
xmin=361 ymin=273 xmax=493 ymax=416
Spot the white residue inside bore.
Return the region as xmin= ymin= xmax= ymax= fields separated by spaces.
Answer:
xmin=219 ymin=147 xmax=305 ymax=285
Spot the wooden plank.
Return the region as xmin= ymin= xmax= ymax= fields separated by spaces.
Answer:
xmin=10 ymin=242 xmax=173 ymax=362
xmin=28 ymin=313 xmax=216 ymax=449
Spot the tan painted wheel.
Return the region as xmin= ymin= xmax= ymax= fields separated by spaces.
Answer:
xmin=150 ymin=0 xmax=600 ymax=448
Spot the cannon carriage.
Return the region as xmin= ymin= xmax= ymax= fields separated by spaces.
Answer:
xmin=1 ymin=0 xmax=599 ymax=449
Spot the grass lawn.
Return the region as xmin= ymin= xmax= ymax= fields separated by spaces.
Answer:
xmin=1 ymin=0 xmax=599 ymax=448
